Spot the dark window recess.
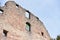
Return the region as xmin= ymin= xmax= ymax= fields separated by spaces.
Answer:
xmin=36 ymin=17 xmax=39 ymax=20
xmin=16 ymin=4 xmax=19 ymax=8
xmin=3 ymin=30 xmax=8 ymax=37
xmin=41 ymin=32 xmax=44 ymax=36
xmin=25 ymin=10 xmax=30 ymax=19
xmin=26 ymin=10 xmax=31 ymax=14
xmin=26 ymin=22 xmax=31 ymax=31
xmin=0 ymin=9 xmax=4 ymax=14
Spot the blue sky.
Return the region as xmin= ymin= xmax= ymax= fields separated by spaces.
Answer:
xmin=0 ymin=0 xmax=60 ymax=38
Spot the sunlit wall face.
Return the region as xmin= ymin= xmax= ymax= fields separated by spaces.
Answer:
xmin=0 ymin=0 xmax=60 ymax=38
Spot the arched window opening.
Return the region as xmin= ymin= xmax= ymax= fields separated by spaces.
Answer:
xmin=41 ymin=32 xmax=44 ymax=36
xmin=26 ymin=22 xmax=31 ymax=31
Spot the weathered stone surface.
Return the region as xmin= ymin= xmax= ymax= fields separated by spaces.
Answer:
xmin=0 ymin=1 xmax=51 ymax=40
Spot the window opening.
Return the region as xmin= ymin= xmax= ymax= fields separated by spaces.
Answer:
xmin=0 ymin=9 xmax=3 ymax=14
xmin=25 ymin=10 xmax=30 ymax=19
xmin=3 ymin=30 xmax=8 ymax=37
xmin=26 ymin=22 xmax=31 ymax=31
xmin=16 ymin=4 xmax=19 ymax=8
xmin=41 ymin=32 xmax=44 ymax=36
xmin=36 ymin=17 xmax=39 ymax=20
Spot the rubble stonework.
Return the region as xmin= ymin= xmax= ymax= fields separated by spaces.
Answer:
xmin=0 ymin=1 xmax=50 ymax=40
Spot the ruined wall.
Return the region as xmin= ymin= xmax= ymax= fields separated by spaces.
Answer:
xmin=0 ymin=1 xmax=50 ymax=40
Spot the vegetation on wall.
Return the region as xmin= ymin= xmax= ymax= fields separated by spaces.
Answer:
xmin=51 ymin=35 xmax=60 ymax=40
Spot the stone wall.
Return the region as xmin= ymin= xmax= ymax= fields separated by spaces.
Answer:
xmin=0 ymin=1 xmax=50 ymax=40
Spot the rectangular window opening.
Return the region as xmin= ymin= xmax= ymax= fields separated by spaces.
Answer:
xmin=25 ymin=10 xmax=30 ymax=19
